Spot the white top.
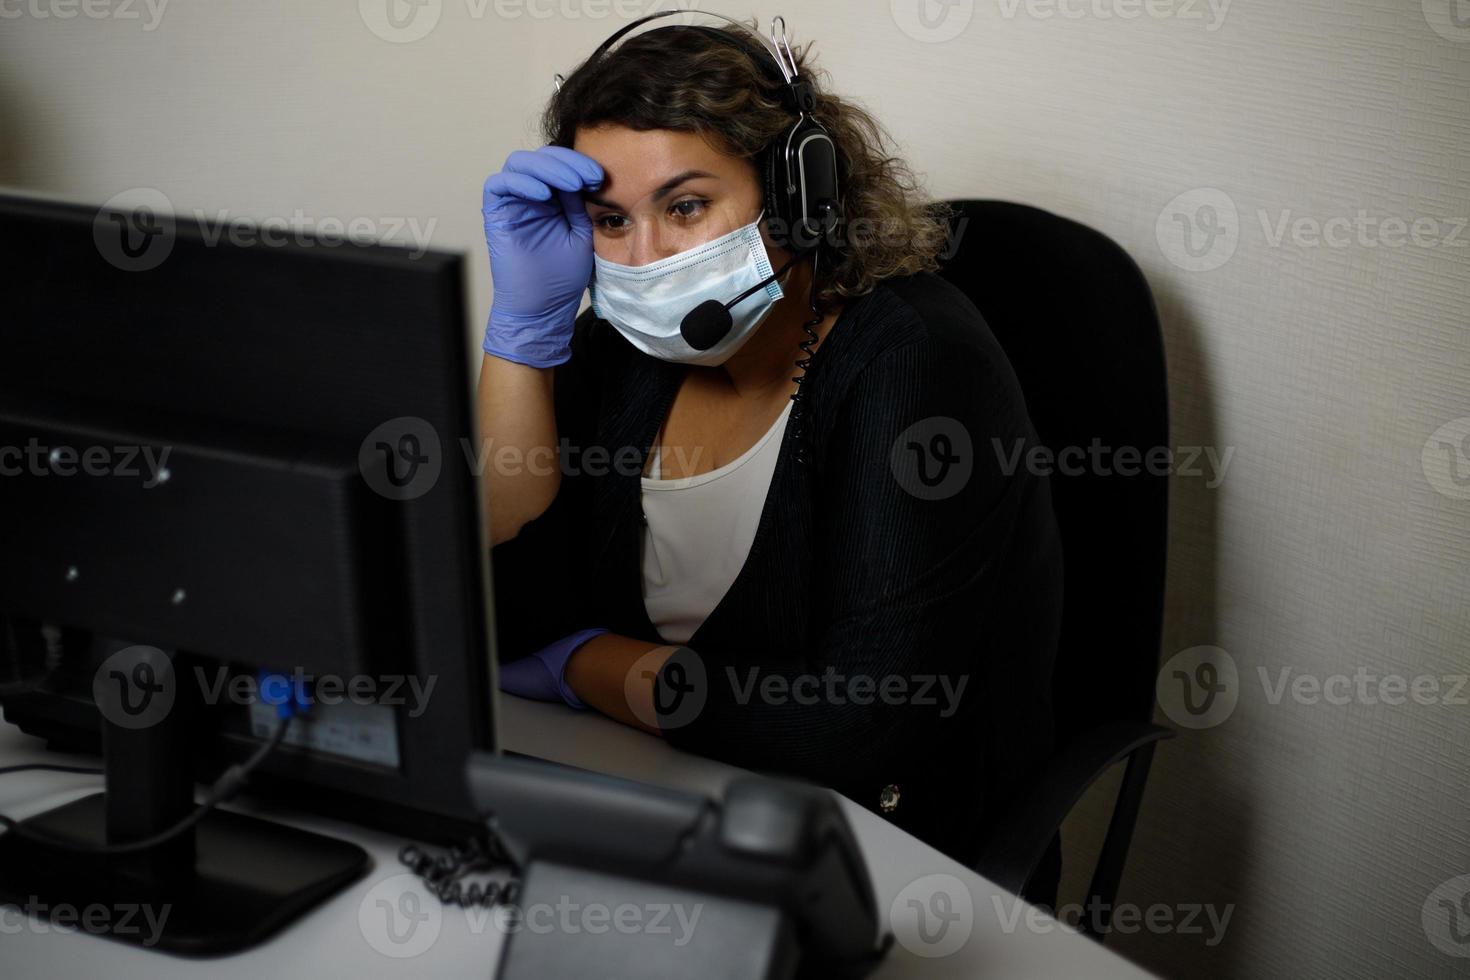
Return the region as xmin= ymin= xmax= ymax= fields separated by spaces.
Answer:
xmin=640 ymin=399 xmax=794 ymax=644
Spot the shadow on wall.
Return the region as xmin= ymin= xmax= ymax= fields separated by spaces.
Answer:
xmin=0 ymin=76 xmax=42 ymax=190
xmin=1059 ymin=273 xmax=1255 ymax=979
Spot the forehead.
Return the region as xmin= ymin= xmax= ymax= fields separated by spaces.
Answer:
xmin=572 ymin=125 xmax=754 ymax=202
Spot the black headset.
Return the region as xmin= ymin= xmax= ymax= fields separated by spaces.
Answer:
xmin=572 ymin=11 xmax=842 ymax=254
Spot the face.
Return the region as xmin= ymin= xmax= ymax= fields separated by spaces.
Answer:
xmin=574 ymin=124 xmax=786 ymax=269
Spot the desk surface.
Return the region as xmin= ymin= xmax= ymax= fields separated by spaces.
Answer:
xmin=0 ymin=697 xmax=1154 ymax=979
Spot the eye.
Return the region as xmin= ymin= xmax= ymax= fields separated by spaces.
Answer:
xmin=668 ymin=198 xmax=709 ymax=220
xmin=594 ymin=213 xmax=629 ymax=232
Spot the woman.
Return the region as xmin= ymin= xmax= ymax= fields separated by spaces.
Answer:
xmin=479 ymin=18 xmax=1063 ymax=875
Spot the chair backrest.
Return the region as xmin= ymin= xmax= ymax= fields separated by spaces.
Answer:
xmin=936 ymin=200 xmax=1169 ymax=745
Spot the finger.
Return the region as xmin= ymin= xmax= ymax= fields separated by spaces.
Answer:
xmin=504 ymin=147 xmax=585 ymax=193
xmin=539 ymin=145 xmax=604 ymax=190
xmin=483 ymin=170 xmax=553 ymax=209
xmin=558 ymin=188 xmax=593 ymax=241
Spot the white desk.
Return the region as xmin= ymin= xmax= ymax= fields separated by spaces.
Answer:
xmin=0 ymin=698 xmax=1155 ymax=978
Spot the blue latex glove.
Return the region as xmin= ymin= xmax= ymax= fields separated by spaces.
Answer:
xmin=497 ymin=628 xmax=608 ymax=709
xmin=481 ymin=146 xmax=604 ymax=368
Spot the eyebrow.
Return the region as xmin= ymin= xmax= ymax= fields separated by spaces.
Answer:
xmin=583 ymin=169 xmax=718 ymax=210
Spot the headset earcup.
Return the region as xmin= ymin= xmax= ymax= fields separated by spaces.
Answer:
xmin=802 ymin=126 xmax=840 ymax=242
xmin=781 ymin=119 xmax=840 ymax=252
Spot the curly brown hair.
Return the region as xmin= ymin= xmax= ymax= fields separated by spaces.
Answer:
xmin=542 ymin=20 xmax=953 ymax=309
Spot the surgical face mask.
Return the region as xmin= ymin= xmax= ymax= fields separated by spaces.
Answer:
xmin=589 ymin=211 xmax=785 ymax=366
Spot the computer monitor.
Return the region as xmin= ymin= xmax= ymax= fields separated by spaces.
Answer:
xmin=0 ymin=192 xmax=497 ymax=953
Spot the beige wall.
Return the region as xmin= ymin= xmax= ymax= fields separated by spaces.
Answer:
xmin=3 ymin=2 xmax=1468 ymax=976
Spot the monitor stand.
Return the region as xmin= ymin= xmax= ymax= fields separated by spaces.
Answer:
xmin=0 ymin=646 xmax=370 ymax=955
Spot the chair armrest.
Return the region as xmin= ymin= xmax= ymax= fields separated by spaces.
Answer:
xmin=974 ymin=721 xmax=1175 ymax=896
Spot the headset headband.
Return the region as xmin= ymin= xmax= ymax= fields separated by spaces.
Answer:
xmin=555 ymin=10 xmax=808 ymax=111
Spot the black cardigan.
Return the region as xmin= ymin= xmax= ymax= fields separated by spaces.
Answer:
xmin=489 ymin=270 xmax=1064 ymax=867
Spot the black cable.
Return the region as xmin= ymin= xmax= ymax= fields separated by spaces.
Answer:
xmin=0 ymin=764 xmax=103 ymax=777
xmin=0 ymin=715 xmax=291 ymax=855
xmin=399 ymin=833 xmax=521 ymax=908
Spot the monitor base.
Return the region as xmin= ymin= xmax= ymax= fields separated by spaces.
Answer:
xmin=0 ymin=791 xmax=370 ymax=956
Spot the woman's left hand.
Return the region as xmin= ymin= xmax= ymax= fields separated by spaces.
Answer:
xmin=498 ymin=628 xmax=607 ymax=708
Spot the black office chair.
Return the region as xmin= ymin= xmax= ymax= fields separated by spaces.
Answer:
xmin=936 ymin=199 xmax=1176 ymax=939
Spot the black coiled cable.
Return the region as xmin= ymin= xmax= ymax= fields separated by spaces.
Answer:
xmin=399 ymin=833 xmax=520 ymax=908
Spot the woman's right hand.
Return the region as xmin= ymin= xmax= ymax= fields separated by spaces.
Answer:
xmin=481 ymin=145 xmax=604 ymax=368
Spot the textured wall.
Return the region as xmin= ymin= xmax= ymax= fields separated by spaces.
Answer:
xmin=2 ymin=2 xmax=1467 ymax=976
